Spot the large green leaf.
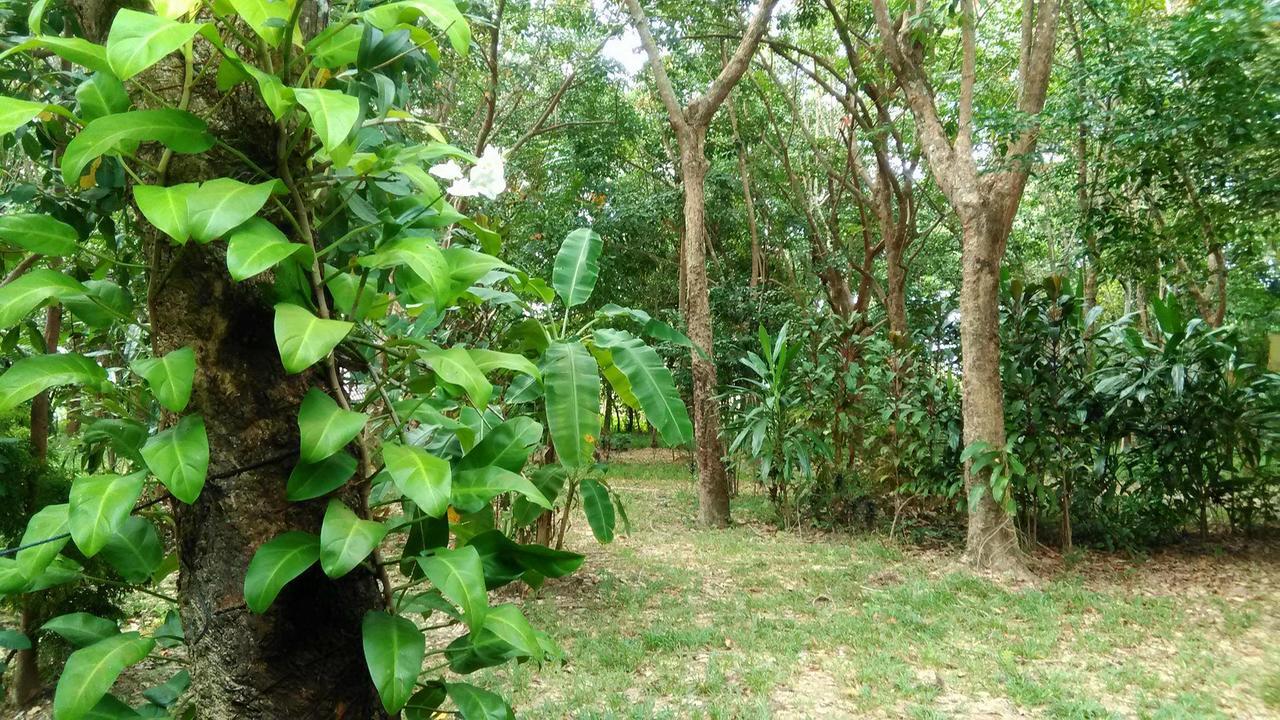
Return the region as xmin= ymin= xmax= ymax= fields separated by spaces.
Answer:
xmin=228 ymin=0 xmax=296 ymax=47
xmin=421 ymin=346 xmax=491 ymax=408
xmin=0 ymin=95 xmax=74 ymax=135
xmin=404 ymin=683 xmax=447 ymax=720
xmin=53 ymin=632 xmax=155 ymax=720
xmin=551 ymin=228 xmax=602 ymax=308
xmin=0 ymin=37 xmax=111 ymax=73
xmin=0 ymin=353 xmax=106 ymax=412
xmin=99 ymin=516 xmax=163 ymax=583
xmin=140 ymin=415 xmax=208 ymax=504
xmin=0 ymin=269 xmax=86 ymax=329
xmin=41 ymin=613 xmax=119 ymax=648
xmin=285 ymin=453 xmax=357 ymax=501
xmin=589 ymin=345 xmax=640 ymax=410
xmin=273 ymin=303 xmax=352 ymax=374
xmin=226 ymin=218 xmax=305 ymax=281
xmin=187 ymin=178 xmax=278 ymax=243
xmin=542 ymin=341 xmax=600 ymax=468
xmin=297 ymin=388 xmax=367 ymax=463
xmin=361 ymin=611 xmax=426 ymax=714
xmin=456 ymin=416 xmax=541 ymax=473
xmin=578 ymin=478 xmax=615 ymax=543
xmin=593 ymin=329 xmax=692 ymax=446
xmin=16 ymin=503 xmax=70 ymax=579
xmin=134 ymin=183 xmax=196 ymax=244
xmin=61 ymin=279 xmax=131 ymax=329
xmin=382 ymin=443 xmax=450 ymax=518
xmin=105 ymin=10 xmax=202 ymax=81
xmin=68 ymin=472 xmax=146 ymax=557
xmin=469 ymin=349 xmax=540 ymax=382
xmin=362 ymin=0 xmax=472 ymax=55
xmin=294 ymin=88 xmax=359 ymax=164
xmin=319 ymin=500 xmax=388 ymax=578
xmin=243 ymin=531 xmax=320 ymax=614
xmin=417 ymin=545 xmax=486 ymax=631
xmin=451 ymin=466 xmax=551 ymax=514
xmin=479 ymin=603 xmax=540 ymax=659
xmin=308 ymin=23 xmax=363 ymax=69
xmin=360 ymin=236 xmax=450 ymax=308
xmin=129 ymin=346 xmax=196 ymax=412
xmin=63 ymin=110 xmax=213 ymax=185
xmin=446 ymin=683 xmax=514 ymax=720
xmin=0 ymin=214 xmax=79 ymax=255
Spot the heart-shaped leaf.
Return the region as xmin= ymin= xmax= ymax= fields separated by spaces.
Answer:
xmin=285 ymin=453 xmax=357 ymax=501
xmin=243 ymin=531 xmax=319 ymax=614
xmin=129 ymin=346 xmax=196 ymax=412
xmin=134 ymin=183 xmax=197 ymax=244
xmin=68 ymin=472 xmax=146 ymax=557
xmin=273 ymin=303 xmax=352 ymax=374
xmin=140 ymin=415 xmax=208 ymax=504
xmin=105 ymin=10 xmax=202 ymax=80
xmin=382 ymin=443 xmax=451 ymax=518
xmin=297 ymin=388 xmax=367 ymax=463
xmin=417 ymin=545 xmax=486 ymax=631
xmin=362 ymin=611 xmax=425 ymax=714
xmin=99 ymin=516 xmax=163 ymax=584
xmin=187 ymin=178 xmax=278 ymax=243
xmin=319 ymin=500 xmax=388 ymax=578
xmin=226 ymin=217 xmax=305 ymax=281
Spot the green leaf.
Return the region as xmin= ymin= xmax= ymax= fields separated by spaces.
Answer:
xmin=444 ymin=247 xmax=513 ymax=289
xmin=228 ymin=0 xmax=296 ymax=47
xmin=589 ymin=345 xmax=640 ymax=410
xmin=361 ymin=611 xmax=426 ymax=714
xmin=294 ymin=88 xmax=360 ymax=164
xmin=0 ymin=214 xmax=79 ymax=255
xmin=0 ymin=269 xmax=87 ymax=329
xmin=309 ymin=23 xmax=363 ymax=68
xmin=63 ymin=110 xmax=213 ymax=185
xmin=456 ymin=416 xmax=542 ymax=473
xmin=68 ymin=472 xmax=146 ymax=557
xmin=15 ymin=503 xmax=70 ymax=579
xmin=141 ymin=669 xmax=190 ymax=707
xmin=42 ymin=613 xmax=119 ymax=648
xmin=140 ymin=415 xmax=209 ymax=504
xmin=543 ymin=341 xmax=600 ymax=468
xmin=99 ymin=516 xmax=163 ymax=583
xmin=451 ymin=466 xmax=550 ymax=514
xmin=593 ymin=330 xmax=692 ymax=446
xmin=1 ymin=37 xmax=111 ymax=73
xmin=82 ymin=694 xmax=141 ymax=719
xmin=417 ymin=545 xmax=487 ymax=631
xmin=53 ymin=632 xmax=155 ymax=720
xmin=404 ymin=683 xmax=447 ymax=720
xmin=382 ymin=443 xmax=451 ymax=518
xmin=297 ymin=388 xmax=368 ymax=463
xmin=320 ymin=500 xmax=388 ymax=578
xmin=75 ymin=72 xmax=130 ymax=123
xmin=579 ymin=478 xmax=615 ymax=543
xmin=187 ymin=178 xmax=279 ymax=243
xmin=362 ymin=0 xmax=472 ymax=55
xmin=105 ymin=10 xmax=202 ymax=80
xmin=129 ymin=346 xmax=196 ymax=412
xmin=479 ymin=603 xmax=540 ymax=659
xmin=551 ymin=228 xmax=602 ymax=308
xmin=421 ymin=346 xmax=491 ymax=408
xmin=0 ymin=629 xmax=31 ymax=650
xmin=469 ymin=349 xmax=540 ymax=382
xmin=273 ymin=303 xmax=353 ymax=374
xmin=0 ymin=353 xmax=106 ymax=412
xmin=243 ymin=531 xmax=320 ymax=614
xmin=446 ymin=683 xmax=514 ymax=720
xmin=226 ymin=218 xmax=304 ymax=281
xmin=62 ymin=279 xmax=131 ymax=329
xmin=285 ymin=453 xmax=357 ymax=501
xmin=134 ymin=183 xmax=196 ymax=244
xmin=360 ymin=236 xmax=450 ymax=308
xmin=0 ymin=95 xmax=73 ymax=135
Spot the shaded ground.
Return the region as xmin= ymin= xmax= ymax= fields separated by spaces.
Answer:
xmin=476 ymin=451 xmax=1280 ymax=719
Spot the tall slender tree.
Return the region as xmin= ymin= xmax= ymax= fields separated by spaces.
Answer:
xmin=623 ymin=0 xmax=781 ymax=527
xmin=870 ymin=0 xmax=1062 ymax=572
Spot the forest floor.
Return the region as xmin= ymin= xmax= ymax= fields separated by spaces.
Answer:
xmin=476 ymin=449 xmax=1280 ymax=719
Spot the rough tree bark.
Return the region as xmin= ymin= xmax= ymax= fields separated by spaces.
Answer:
xmin=66 ymin=1 xmax=389 ymax=715
xmin=624 ymin=0 xmax=780 ymax=527
xmin=871 ymin=0 xmax=1061 ymax=573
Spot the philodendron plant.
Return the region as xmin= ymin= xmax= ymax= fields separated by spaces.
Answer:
xmin=0 ymin=0 xmax=691 ymax=718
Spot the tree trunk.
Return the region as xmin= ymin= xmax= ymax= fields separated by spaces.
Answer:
xmin=59 ymin=0 xmax=390 ymax=713
xmin=679 ymin=126 xmax=731 ymax=528
xmin=11 ymin=305 xmax=63 ymax=707
xmin=885 ymin=231 xmax=909 ymax=338
xmin=958 ymin=214 xmax=1022 ymax=572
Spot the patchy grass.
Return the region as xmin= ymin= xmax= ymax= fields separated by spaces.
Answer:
xmin=475 ymin=453 xmax=1280 ymax=719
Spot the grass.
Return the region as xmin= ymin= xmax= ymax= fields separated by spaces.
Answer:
xmin=472 ymin=454 xmax=1279 ymax=719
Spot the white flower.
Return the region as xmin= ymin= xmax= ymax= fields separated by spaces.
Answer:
xmin=447 ymin=146 xmax=506 ymax=200
xmin=429 ymin=160 xmax=465 ymax=181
